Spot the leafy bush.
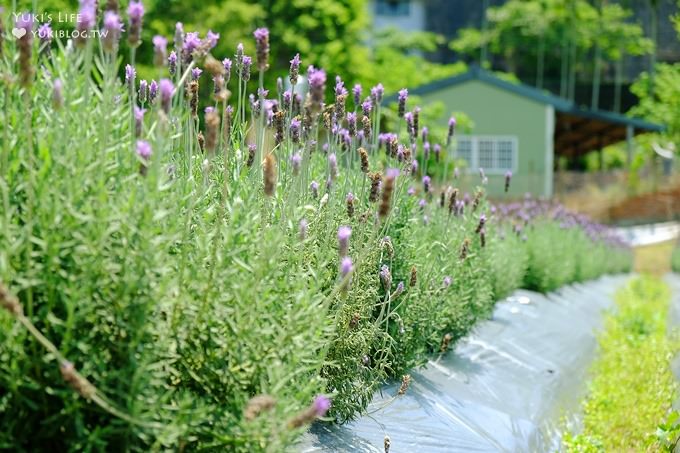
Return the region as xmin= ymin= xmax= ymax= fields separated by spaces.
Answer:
xmin=0 ymin=8 xmax=632 ymax=451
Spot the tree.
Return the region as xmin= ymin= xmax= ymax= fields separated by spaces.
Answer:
xmin=450 ymin=0 xmax=651 ymax=107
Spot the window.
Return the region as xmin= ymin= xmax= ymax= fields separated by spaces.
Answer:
xmin=456 ymin=137 xmax=474 ymax=168
xmin=375 ymin=0 xmax=411 ymax=16
xmin=454 ymin=135 xmax=517 ymax=173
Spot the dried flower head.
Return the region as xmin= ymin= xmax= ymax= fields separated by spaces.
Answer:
xmin=244 ymin=395 xmax=276 ymax=421
xmin=398 ymin=374 xmax=412 ymax=395
xmin=263 ymin=153 xmax=277 ymax=196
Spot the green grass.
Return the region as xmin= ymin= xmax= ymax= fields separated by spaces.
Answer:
xmin=563 ymin=276 xmax=678 ymax=452
xmin=671 ymin=244 xmax=680 ymax=273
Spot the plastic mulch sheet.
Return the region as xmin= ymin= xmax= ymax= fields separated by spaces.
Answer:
xmin=299 ymin=275 xmax=630 ymax=453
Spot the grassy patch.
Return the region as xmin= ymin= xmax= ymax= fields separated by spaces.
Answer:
xmin=564 ymin=276 xmax=678 ymax=452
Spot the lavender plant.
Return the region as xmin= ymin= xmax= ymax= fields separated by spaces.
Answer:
xmin=0 ymin=6 xmax=631 ymax=450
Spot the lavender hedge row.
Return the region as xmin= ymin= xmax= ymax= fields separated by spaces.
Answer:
xmin=0 ymin=5 xmax=632 ymax=451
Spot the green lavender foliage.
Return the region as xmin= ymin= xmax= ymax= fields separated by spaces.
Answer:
xmin=0 ymin=13 xmax=632 ymax=451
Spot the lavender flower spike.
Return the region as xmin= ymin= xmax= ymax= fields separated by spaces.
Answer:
xmin=397 ymin=88 xmax=408 ymax=118
xmin=340 ymin=257 xmax=353 ymax=289
xmin=504 ymin=170 xmax=512 ymax=193
xmin=289 ymin=53 xmax=301 ymax=84
xmin=313 ymin=395 xmax=332 ymax=417
xmin=447 ymin=116 xmax=457 ymax=146
xmin=370 ymin=83 xmax=384 ymax=105
xmin=136 ymin=140 xmax=152 ymax=160
xmin=125 ymin=64 xmax=136 ymax=88
xmin=127 ymin=0 xmax=144 ymax=47
xmin=299 ymin=219 xmax=308 ymax=241
xmin=338 ymin=226 xmax=351 ymax=258
xmin=152 ymin=35 xmax=168 ymax=66
xmin=101 ymin=12 xmax=123 ymax=53
xmin=168 ymin=51 xmax=177 ymax=75
xmin=159 ymin=78 xmax=174 ymax=114
xmin=253 ymin=27 xmax=270 ymax=71
xmin=353 ymin=84 xmax=362 ymax=105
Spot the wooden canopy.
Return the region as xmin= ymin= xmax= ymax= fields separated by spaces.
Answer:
xmin=554 ymin=108 xmax=663 ymax=159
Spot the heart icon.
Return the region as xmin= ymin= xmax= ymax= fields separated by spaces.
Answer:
xmin=12 ymin=28 xmax=27 ymax=39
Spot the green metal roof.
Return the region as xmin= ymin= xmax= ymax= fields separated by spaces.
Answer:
xmin=388 ymin=66 xmax=664 ymax=132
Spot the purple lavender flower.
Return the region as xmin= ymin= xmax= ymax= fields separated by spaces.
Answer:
xmin=361 ymin=99 xmax=372 ymax=116
xmin=423 ymin=142 xmax=431 ymax=160
xmin=253 ymin=27 xmax=270 ymax=71
xmin=205 ymin=30 xmax=219 ymax=49
xmin=422 ymin=175 xmax=431 ymax=193
xmin=299 ymin=219 xmax=308 ymax=241
xmin=407 ymin=186 xmax=415 ymax=196
xmin=283 ymin=91 xmax=293 ymax=110
xmin=419 ymin=198 xmax=427 ymax=209
xmin=404 ymin=111 xmax=414 ymax=140
xmin=380 ymin=264 xmax=392 ymax=291
xmin=127 ymin=0 xmax=144 ymax=47
xmin=174 ymin=22 xmax=184 ymax=50
xmin=411 ymin=159 xmax=419 ymax=174
xmin=191 ymin=67 xmax=202 ymax=80
xmin=38 ymin=22 xmax=52 ymax=48
xmin=396 ymin=281 xmax=405 ymax=295
xmin=52 ymin=79 xmax=64 ymax=110
xmin=241 ymin=55 xmax=252 ymax=81
xmin=398 ymin=88 xmax=408 ymax=117
xmin=338 ymin=226 xmax=351 ymax=257
xmin=476 ymin=214 xmax=486 ymax=233
xmin=136 ymin=140 xmax=152 ymax=160
xmin=370 ymin=83 xmax=384 ymax=105
xmin=340 ymin=257 xmax=353 ymax=280
xmin=125 ymin=64 xmax=136 ymax=88
xmin=159 ymin=78 xmax=174 ymax=114
xmin=328 ymin=153 xmax=338 ymax=180
xmin=138 ymin=79 xmax=148 ymax=103
xmin=182 ymin=31 xmax=201 ymax=63
xmin=310 ymin=180 xmax=319 ymax=198
xmin=422 ymin=126 xmax=429 ymax=143
xmin=504 ymin=170 xmax=512 ymax=193
xmin=168 ymin=51 xmax=177 ymax=75
xmin=222 ymin=58 xmax=232 ymax=84
xmin=290 ymin=118 xmax=301 ymax=143
xmin=152 ymin=35 xmax=168 ymax=66
xmin=447 ymin=116 xmax=456 ymax=145
xmin=443 ymin=276 xmax=452 ymax=288
xmin=148 ymin=80 xmax=158 ymax=103
xmin=434 ymin=143 xmax=441 ymax=162
xmin=289 ymin=53 xmax=301 ymax=84
xmin=308 ymin=66 xmax=326 ymax=110
xmin=335 ymin=76 xmax=347 ymax=97
xmin=346 ymin=112 xmax=357 ymax=137
xmin=76 ymin=1 xmax=96 ymax=46
xmin=134 ymin=106 xmax=145 ymax=137
xmin=353 ymin=84 xmax=362 ymax=105
xmin=290 ymin=153 xmax=302 ymax=176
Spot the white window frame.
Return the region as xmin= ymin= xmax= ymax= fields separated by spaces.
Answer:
xmin=454 ymin=135 xmax=518 ymax=175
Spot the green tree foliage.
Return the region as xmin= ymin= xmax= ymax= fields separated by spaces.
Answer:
xmin=365 ymin=28 xmax=467 ymax=93
xmin=450 ymin=0 xmax=652 ymax=101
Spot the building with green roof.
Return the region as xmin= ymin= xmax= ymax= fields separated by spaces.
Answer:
xmin=392 ymin=67 xmax=664 ymax=197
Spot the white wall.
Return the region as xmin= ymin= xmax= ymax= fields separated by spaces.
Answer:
xmin=370 ymin=0 xmax=426 ymax=33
